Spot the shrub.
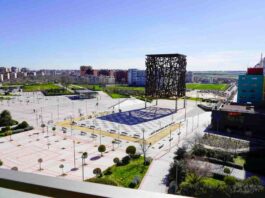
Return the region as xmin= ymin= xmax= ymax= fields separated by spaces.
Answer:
xmin=98 ymin=145 xmax=106 ymax=156
xmin=0 ymin=110 xmax=17 ymax=127
xmin=174 ymin=147 xmax=187 ymax=160
xmin=224 ymin=176 xmax=237 ymax=186
xmin=213 ymin=151 xmax=233 ymax=162
xmin=126 ymin=145 xmax=136 ymax=156
xmin=192 ymin=144 xmax=206 ymax=156
xmin=223 ymin=167 xmax=231 ymax=175
xmin=121 ymin=156 xmax=130 ymax=165
xmin=144 ymin=157 xmax=152 ymax=166
xmin=131 ymin=153 xmax=141 ymax=159
xmin=244 ymin=176 xmax=261 ymax=185
xmin=13 ymin=121 xmax=29 ymax=130
xmin=129 ymin=181 xmax=136 ymax=188
xmin=128 ymin=176 xmax=141 ymax=189
xmin=113 ymin=157 xmax=120 ymax=165
xmin=168 ymin=160 xmax=187 ymax=186
xmin=132 ymin=176 xmax=141 ymax=184
xmin=103 ymin=167 xmax=112 ymax=176
xmin=93 ymin=168 xmax=102 ymax=177
xmin=1 ymin=126 xmax=11 ymax=133
xmin=86 ymin=178 xmax=118 ymax=186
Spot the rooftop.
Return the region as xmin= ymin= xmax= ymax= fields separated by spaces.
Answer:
xmin=219 ymin=103 xmax=265 ymax=115
xmin=146 ymin=53 xmax=186 ymax=57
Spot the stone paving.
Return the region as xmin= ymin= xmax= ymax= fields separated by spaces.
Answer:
xmin=0 ymin=91 xmax=206 ymax=185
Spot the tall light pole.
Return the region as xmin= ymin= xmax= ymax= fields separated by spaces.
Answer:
xmin=141 ymin=128 xmax=148 ymax=164
xmin=192 ymin=116 xmax=194 ymax=133
xmin=81 ymin=152 xmax=88 ymax=181
xmin=178 ymin=122 xmax=182 ymax=145
xmin=73 ymin=140 xmax=76 ymax=169
xmin=117 ymin=124 xmax=120 ymax=147
xmin=57 ymin=97 xmax=59 ymax=121
xmin=72 ymin=101 xmax=74 ymax=118
xmin=41 ymin=107 xmax=43 ymax=124
xmin=169 ymin=127 xmax=172 ymax=151
xmin=197 ymin=112 xmax=200 ymax=129
xmin=86 ymin=100 xmax=88 ymax=116
xmin=184 ymin=97 xmax=187 ymax=120
xmin=99 ymin=129 xmax=102 ymax=145
xmin=186 ymin=119 xmax=188 ymax=137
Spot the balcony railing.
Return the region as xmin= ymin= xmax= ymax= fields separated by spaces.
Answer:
xmin=0 ymin=168 xmax=188 ymax=198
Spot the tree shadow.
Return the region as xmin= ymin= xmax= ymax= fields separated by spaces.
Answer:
xmin=90 ymin=156 xmax=101 ymax=161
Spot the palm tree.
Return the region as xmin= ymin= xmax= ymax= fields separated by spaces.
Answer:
xmin=38 ymin=158 xmax=43 ymax=171
xmin=59 ymin=164 xmax=64 ymax=175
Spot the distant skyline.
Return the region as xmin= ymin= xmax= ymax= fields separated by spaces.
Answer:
xmin=0 ymin=0 xmax=264 ymax=71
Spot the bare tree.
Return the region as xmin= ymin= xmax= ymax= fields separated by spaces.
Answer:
xmin=38 ymin=158 xmax=43 ymax=171
xmin=185 ymin=156 xmax=212 ymax=178
xmin=139 ymin=128 xmax=151 ymax=165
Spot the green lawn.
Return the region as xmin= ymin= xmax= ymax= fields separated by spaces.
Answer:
xmin=68 ymin=84 xmax=85 ymax=90
xmin=0 ymin=96 xmax=11 ymax=100
xmin=108 ymin=93 xmax=129 ymax=99
xmin=201 ymin=177 xmax=225 ymax=188
xmin=43 ymin=88 xmax=72 ymax=96
xmin=70 ymin=84 xmax=144 ymax=98
xmin=233 ymin=156 xmax=246 ymax=166
xmin=107 ymin=85 xmax=144 ymax=91
xmin=186 ymin=83 xmax=229 ymax=91
xmin=22 ymin=83 xmax=61 ymax=92
xmin=87 ymin=157 xmax=150 ymax=188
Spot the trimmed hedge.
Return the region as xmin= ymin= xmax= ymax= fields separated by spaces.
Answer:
xmin=192 ymin=144 xmax=234 ymax=162
xmin=86 ymin=178 xmax=118 ymax=186
xmin=12 ymin=126 xmax=33 ymax=134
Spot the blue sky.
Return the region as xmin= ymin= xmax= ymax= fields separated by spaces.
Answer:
xmin=0 ymin=0 xmax=264 ymax=71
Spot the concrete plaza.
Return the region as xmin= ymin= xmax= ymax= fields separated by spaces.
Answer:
xmin=0 ymin=91 xmax=207 ymax=185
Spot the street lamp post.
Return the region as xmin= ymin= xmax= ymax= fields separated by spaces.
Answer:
xmin=169 ymin=128 xmax=172 ymax=151
xmin=117 ymin=124 xmax=120 ymax=146
xmin=73 ymin=140 xmax=76 ymax=169
xmin=186 ymin=119 xmax=188 ymax=137
xmin=70 ymin=116 xmax=73 ymax=136
xmin=192 ymin=116 xmax=194 ymax=133
xmin=86 ymin=100 xmax=88 ymax=116
xmin=141 ymin=128 xmax=147 ymax=164
xmin=57 ymin=97 xmax=59 ymax=121
xmin=99 ymin=129 xmax=102 ymax=145
xmin=178 ymin=122 xmax=182 ymax=145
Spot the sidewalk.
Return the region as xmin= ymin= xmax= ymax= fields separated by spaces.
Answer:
xmin=139 ymin=159 xmax=170 ymax=193
xmin=140 ymin=110 xmax=211 ymax=193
